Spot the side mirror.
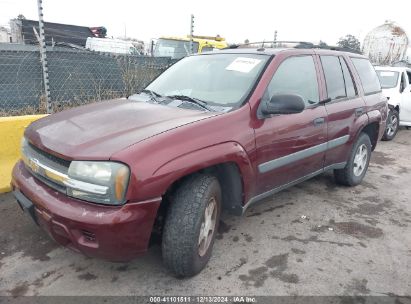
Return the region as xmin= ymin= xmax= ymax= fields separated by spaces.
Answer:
xmin=261 ymin=94 xmax=306 ymax=116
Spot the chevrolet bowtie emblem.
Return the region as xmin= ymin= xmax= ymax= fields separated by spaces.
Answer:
xmin=27 ymin=157 xmax=41 ymax=174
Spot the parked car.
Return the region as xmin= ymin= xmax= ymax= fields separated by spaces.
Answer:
xmin=375 ymin=66 xmax=411 ymax=140
xmin=12 ymin=45 xmax=387 ymax=277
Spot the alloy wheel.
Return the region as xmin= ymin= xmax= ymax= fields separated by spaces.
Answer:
xmin=386 ymin=114 xmax=398 ymax=137
xmin=198 ymin=197 xmax=217 ymax=257
xmin=353 ymin=144 xmax=368 ymax=177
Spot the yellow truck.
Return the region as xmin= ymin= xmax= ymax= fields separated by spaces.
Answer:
xmin=153 ymin=35 xmax=228 ymax=59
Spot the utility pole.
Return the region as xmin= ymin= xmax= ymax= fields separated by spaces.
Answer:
xmin=37 ymin=0 xmax=52 ymax=114
xmin=189 ymin=14 xmax=194 ymax=54
xmin=273 ymin=30 xmax=277 ymax=47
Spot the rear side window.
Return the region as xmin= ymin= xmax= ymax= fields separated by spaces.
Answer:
xmin=320 ymin=56 xmax=346 ymax=100
xmin=340 ymin=58 xmax=357 ymax=98
xmin=351 ymin=58 xmax=381 ymax=95
xmin=265 ymin=56 xmax=319 ymax=105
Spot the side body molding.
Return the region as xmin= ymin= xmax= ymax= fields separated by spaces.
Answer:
xmin=258 ymin=135 xmax=349 ymax=173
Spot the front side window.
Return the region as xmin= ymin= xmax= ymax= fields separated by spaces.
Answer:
xmin=320 ymin=56 xmax=346 ymax=100
xmin=376 ymin=70 xmax=400 ymax=89
xmin=351 ymin=58 xmax=381 ymax=95
xmin=265 ymin=56 xmax=319 ymax=106
xmin=401 ymin=72 xmax=407 ymax=92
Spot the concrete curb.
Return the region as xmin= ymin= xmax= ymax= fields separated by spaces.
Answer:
xmin=0 ymin=115 xmax=47 ymax=193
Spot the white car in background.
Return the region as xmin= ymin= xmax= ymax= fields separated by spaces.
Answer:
xmin=375 ymin=66 xmax=411 ymax=140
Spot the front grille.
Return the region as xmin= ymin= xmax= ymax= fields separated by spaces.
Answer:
xmin=33 ymin=172 xmax=67 ymax=193
xmin=28 ymin=142 xmax=71 ymax=168
xmin=23 ymin=141 xmax=71 ymax=193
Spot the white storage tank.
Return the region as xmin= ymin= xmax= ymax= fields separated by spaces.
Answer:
xmin=363 ymin=21 xmax=409 ymax=65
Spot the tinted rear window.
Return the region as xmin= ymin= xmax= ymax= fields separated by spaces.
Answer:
xmin=351 ymin=58 xmax=381 ymax=95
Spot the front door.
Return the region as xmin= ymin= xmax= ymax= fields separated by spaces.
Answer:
xmin=253 ymin=55 xmax=327 ymax=195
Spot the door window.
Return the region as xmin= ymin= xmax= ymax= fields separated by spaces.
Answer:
xmin=320 ymin=56 xmax=346 ymax=100
xmin=400 ymin=72 xmax=407 ymax=93
xmin=265 ymin=56 xmax=319 ymax=106
xmin=340 ymin=57 xmax=357 ymax=98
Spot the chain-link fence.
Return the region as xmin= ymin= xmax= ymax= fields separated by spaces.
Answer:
xmin=0 ymin=43 xmax=177 ymax=116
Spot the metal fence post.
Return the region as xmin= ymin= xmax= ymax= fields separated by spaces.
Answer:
xmin=37 ymin=0 xmax=52 ymax=114
xmin=189 ymin=14 xmax=194 ymax=54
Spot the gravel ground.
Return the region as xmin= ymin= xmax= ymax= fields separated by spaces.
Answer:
xmin=0 ymin=129 xmax=410 ymax=297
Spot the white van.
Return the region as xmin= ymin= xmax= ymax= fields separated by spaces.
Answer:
xmin=375 ymin=66 xmax=411 ymax=140
xmin=86 ymin=37 xmax=141 ymax=55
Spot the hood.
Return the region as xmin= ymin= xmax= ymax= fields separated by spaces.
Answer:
xmin=25 ymin=99 xmax=216 ymax=160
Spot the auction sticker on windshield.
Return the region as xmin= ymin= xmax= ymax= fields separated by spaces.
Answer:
xmin=226 ymin=57 xmax=261 ymax=73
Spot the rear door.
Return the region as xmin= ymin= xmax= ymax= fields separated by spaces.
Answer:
xmin=253 ymin=54 xmax=327 ymax=195
xmin=317 ymin=55 xmax=367 ymax=168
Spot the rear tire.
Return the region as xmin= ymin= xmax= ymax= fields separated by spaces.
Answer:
xmin=382 ymin=109 xmax=399 ymax=141
xmin=334 ymin=133 xmax=372 ymax=186
xmin=162 ymin=174 xmax=221 ymax=277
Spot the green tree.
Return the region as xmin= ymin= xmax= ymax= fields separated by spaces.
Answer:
xmin=319 ymin=40 xmax=328 ymax=47
xmin=337 ymin=35 xmax=361 ymax=51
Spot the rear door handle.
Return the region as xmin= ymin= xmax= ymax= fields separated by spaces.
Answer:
xmin=355 ymin=107 xmax=364 ymax=117
xmin=313 ymin=117 xmax=325 ymax=126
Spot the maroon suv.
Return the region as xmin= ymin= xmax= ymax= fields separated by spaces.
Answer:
xmin=12 ymin=45 xmax=387 ymax=277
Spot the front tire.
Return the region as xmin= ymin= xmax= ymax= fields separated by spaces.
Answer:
xmin=334 ymin=133 xmax=372 ymax=186
xmin=162 ymin=174 xmax=221 ymax=277
xmin=382 ymin=109 xmax=399 ymax=141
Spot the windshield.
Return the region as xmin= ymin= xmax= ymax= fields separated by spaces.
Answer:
xmin=145 ymin=53 xmax=270 ymax=108
xmin=376 ymin=70 xmax=400 ymax=89
xmin=154 ymin=39 xmax=199 ymax=59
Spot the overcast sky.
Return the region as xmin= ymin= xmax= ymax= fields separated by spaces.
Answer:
xmin=0 ymin=0 xmax=410 ymax=45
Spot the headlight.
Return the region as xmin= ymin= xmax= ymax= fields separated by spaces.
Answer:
xmin=66 ymin=161 xmax=130 ymax=205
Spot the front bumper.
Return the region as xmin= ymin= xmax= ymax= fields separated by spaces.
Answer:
xmin=11 ymin=160 xmax=161 ymax=262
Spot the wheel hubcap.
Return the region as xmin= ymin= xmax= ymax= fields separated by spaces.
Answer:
xmin=353 ymin=144 xmax=368 ymax=177
xmin=386 ymin=114 xmax=398 ymax=137
xmin=198 ymin=197 xmax=217 ymax=257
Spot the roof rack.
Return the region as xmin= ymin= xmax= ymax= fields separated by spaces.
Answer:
xmin=226 ymin=41 xmax=362 ymax=54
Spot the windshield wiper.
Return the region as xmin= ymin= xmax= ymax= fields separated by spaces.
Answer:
xmin=166 ymin=95 xmax=214 ymax=112
xmin=141 ymin=89 xmax=163 ymax=103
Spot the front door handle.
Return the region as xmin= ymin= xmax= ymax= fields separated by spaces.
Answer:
xmin=313 ymin=117 xmax=325 ymax=126
xmin=355 ymin=107 xmax=364 ymax=117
